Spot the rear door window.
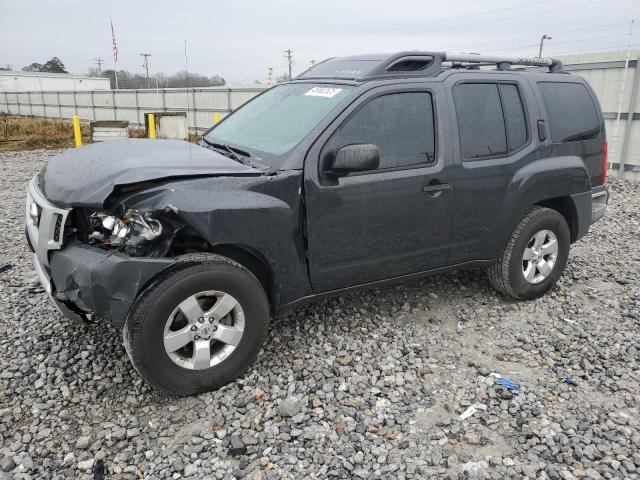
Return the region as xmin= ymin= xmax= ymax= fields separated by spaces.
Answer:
xmin=499 ymin=84 xmax=528 ymax=151
xmin=538 ymin=82 xmax=600 ymax=142
xmin=454 ymin=83 xmax=507 ymax=159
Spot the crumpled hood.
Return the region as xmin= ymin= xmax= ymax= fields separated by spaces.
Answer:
xmin=39 ymin=139 xmax=258 ymax=208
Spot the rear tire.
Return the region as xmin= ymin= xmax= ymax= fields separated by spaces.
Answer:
xmin=487 ymin=207 xmax=570 ymax=300
xmin=123 ymin=253 xmax=269 ymax=396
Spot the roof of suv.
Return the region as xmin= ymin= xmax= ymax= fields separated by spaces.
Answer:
xmin=296 ymin=51 xmax=565 ymax=82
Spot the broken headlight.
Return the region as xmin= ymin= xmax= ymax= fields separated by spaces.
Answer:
xmin=87 ymin=210 xmax=168 ymax=256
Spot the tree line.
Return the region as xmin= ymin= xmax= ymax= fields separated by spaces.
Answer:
xmin=1 ymin=57 xmax=226 ymax=89
xmin=91 ymin=69 xmax=226 ymax=89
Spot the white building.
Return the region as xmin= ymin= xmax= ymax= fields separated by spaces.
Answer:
xmin=0 ymin=71 xmax=111 ymax=91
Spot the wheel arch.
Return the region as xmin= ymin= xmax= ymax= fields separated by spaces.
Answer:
xmin=534 ymin=196 xmax=580 ymax=243
xmin=209 ymin=243 xmax=274 ymax=304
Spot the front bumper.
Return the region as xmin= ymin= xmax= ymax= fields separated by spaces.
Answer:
xmin=26 ymin=178 xmax=173 ymax=327
xmin=48 ymin=242 xmax=173 ymax=327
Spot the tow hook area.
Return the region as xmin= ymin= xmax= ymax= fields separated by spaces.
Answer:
xmin=54 ymin=296 xmax=97 ymax=326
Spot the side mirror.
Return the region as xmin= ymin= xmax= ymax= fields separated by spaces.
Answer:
xmin=328 ymin=144 xmax=380 ymax=175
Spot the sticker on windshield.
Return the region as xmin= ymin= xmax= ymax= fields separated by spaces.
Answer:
xmin=304 ymin=87 xmax=343 ymax=98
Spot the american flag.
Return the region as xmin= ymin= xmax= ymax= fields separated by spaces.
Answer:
xmin=110 ymin=18 xmax=119 ymax=63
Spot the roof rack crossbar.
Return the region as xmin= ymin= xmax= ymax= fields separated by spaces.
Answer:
xmin=442 ymin=53 xmax=563 ymax=72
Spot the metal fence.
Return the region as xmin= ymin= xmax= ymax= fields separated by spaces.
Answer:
xmin=0 ymin=86 xmax=267 ymax=132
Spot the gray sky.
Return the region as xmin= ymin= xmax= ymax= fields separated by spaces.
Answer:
xmin=0 ymin=0 xmax=637 ymax=84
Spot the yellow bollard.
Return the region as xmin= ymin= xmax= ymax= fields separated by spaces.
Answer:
xmin=148 ymin=113 xmax=156 ymax=139
xmin=72 ymin=115 xmax=82 ymax=147
xmin=213 ymin=112 xmax=221 ymax=125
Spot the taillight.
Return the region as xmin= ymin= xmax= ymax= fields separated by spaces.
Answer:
xmin=602 ymin=140 xmax=608 ymax=184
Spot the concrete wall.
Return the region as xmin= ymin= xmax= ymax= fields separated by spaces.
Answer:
xmin=0 ymin=71 xmax=111 ymax=91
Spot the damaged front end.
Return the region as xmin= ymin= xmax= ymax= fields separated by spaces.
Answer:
xmin=84 ymin=207 xmax=179 ymax=258
xmin=27 ymin=139 xmax=288 ymax=327
xmin=26 ymin=177 xmax=176 ymax=327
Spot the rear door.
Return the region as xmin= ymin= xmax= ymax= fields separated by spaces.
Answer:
xmin=446 ymin=74 xmax=544 ymax=264
xmin=304 ymin=83 xmax=454 ymax=292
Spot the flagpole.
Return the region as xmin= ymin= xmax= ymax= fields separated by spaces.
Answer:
xmin=110 ymin=17 xmax=119 ymax=90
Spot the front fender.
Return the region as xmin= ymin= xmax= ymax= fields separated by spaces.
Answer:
xmin=111 ymin=172 xmax=311 ymax=309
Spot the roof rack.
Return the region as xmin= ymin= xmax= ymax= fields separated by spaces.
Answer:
xmin=296 ymin=51 xmax=564 ymax=81
xmin=442 ymin=53 xmax=563 ymax=72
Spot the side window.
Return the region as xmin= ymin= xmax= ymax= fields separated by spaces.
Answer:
xmin=499 ymin=84 xmax=528 ymax=151
xmin=454 ymin=83 xmax=529 ymax=159
xmin=334 ymin=92 xmax=435 ymax=169
xmin=454 ymin=84 xmax=507 ymax=159
xmin=538 ymin=82 xmax=600 ymax=142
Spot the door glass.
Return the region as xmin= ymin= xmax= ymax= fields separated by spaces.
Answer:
xmin=335 ymin=92 xmax=435 ymax=169
xmin=454 ymin=83 xmax=507 ymax=160
xmin=499 ymin=84 xmax=528 ymax=151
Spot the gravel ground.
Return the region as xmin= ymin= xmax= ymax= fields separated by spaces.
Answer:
xmin=0 ymin=149 xmax=639 ymax=480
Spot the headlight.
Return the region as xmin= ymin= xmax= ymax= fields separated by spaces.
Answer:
xmin=29 ymin=201 xmax=41 ymax=227
xmin=88 ymin=210 xmax=165 ymax=255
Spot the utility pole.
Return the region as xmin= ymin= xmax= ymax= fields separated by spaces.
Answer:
xmin=538 ymin=34 xmax=552 ymax=58
xmin=283 ymin=49 xmax=293 ymax=81
xmin=140 ymin=53 xmax=152 ymax=88
xmin=94 ymin=58 xmax=104 ymax=75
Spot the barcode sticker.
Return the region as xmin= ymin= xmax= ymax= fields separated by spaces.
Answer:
xmin=304 ymin=87 xmax=343 ymax=98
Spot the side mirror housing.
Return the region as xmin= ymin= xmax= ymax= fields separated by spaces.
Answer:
xmin=327 ymin=144 xmax=380 ymax=175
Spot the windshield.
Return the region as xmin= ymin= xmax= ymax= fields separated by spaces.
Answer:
xmin=203 ymin=83 xmax=352 ymax=165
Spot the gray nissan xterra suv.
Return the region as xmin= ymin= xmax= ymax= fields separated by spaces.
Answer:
xmin=26 ymin=51 xmax=608 ymax=395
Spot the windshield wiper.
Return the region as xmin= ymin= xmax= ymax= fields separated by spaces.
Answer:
xmin=200 ymin=138 xmax=252 ymax=166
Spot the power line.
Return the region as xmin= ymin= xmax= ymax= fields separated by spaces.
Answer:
xmin=140 ymin=53 xmax=152 ymax=88
xmin=440 ymin=21 xmax=631 ymax=52
xmin=284 ymin=0 xmax=617 ymax=51
xmin=94 ymin=58 xmax=104 ymax=75
xmin=492 ymin=33 xmax=637 ymax=55
xmin=283 ymin=49 xmax=293 ymax=81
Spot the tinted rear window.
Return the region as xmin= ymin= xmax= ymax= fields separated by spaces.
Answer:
xmin=538 ymin=82 xmax=601 ymax=142
xmin=499 ymin=84 xmax=528 ymax=151
xmin=454 ymin=83 xmax=507 ymax=159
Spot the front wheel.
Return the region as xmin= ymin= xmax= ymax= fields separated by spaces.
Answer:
xmin=487 ymin=206 xmax=570 ymax=300
xmin=123 ymin=254 xmax=269 ymax=396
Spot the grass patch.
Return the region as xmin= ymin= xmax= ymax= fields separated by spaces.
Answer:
xmin=0 ymin=114 xmax=202 ymax=152
xmin=0 ymin=114 xmax=90 ymax=152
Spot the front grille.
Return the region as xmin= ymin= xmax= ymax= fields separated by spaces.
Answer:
xmin=26 ymin=178 xmax=71 ymax=267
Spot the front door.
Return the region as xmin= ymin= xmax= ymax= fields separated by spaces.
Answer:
xmin=304 ymin=85 xmax=454 ymax=292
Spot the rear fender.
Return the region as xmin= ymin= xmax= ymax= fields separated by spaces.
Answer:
xmin=495 ymin=155 xmax=591 ymax=254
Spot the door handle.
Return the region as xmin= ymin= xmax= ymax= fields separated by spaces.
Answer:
xmin=537 ymin=120 xmax=547 ymax=142
xmin=422 ymin=183 xmax=450 ymax=193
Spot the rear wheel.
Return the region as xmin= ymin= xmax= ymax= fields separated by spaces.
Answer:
xmin=487 ymin=207 xmax=570 ymax=300
xmin=123 ymin=254 xmax=269 ymax=396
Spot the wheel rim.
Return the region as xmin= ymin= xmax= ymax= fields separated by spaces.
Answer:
xmin=163 ymin=290 xmax=245 ymax=370
xmin=522 ymin=229 xmax=558 ymax=285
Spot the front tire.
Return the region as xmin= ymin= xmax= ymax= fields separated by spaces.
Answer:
xmin=123 ymin=253 xmax=269 ymax=396
xmin=487 ymin=207 xmax=570 ymax=300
